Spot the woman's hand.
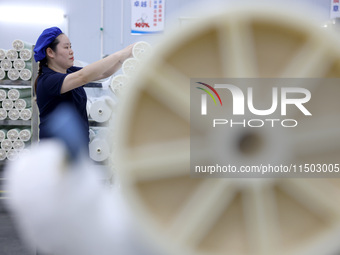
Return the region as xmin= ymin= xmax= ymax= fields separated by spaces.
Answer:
xmin=118 ymin=43 xmax=135 ymax=64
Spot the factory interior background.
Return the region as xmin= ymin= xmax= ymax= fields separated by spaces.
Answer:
xmin=1 ymin=0 xmax=340 ymax=255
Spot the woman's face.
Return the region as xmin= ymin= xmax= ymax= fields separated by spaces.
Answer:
xmin=49 ymin=34 xmax=74 ymax=70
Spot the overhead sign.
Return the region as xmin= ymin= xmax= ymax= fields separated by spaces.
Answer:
xmin=131 ymin=0 xmax=165 ymax=35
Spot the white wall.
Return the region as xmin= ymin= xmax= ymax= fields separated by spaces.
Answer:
xmin=0 ymin=0 xmax=332 ymax=64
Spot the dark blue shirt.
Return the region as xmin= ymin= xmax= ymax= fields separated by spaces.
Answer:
xmin=36 ymin=65 xmax=89 ymax=144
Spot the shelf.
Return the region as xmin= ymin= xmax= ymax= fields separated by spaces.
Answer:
xmin=0 ymin=80 xmax=31 ymax=87
xmin=0 ymin=119 xmax=31 ymax=126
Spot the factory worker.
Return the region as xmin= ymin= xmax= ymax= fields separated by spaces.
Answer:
xmin=33 ymin=26 xmax=134 ymax=152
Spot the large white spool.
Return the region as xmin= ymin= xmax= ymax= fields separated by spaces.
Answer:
xmin=89 ymin=138 xmax=110 ymax=162
xmin=89 ymin=96 xmax=113 ymax=123
xmin=114 ymin=4 xmax=340 ymax=255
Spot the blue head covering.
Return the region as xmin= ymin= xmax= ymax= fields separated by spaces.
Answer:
xmin=34 ymin=27 xmax=63 ymax=62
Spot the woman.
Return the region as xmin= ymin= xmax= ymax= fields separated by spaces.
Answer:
xmin=34 ymin=27 xmax=134 ymax=153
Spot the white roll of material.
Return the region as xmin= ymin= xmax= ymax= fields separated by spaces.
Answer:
xmin=0 ymin=109 xmax=7 ymax=120
xmin=12 ymin=40 xmax=32 ymax=51
xmin=8 ymin=109 xmax=20 ymax=120
xmin=13 ymin=140 xmax=25 ymax=151
xmin=19 ymin=129 xmax=31 ymax=142
xmin=6 ymin=49 xmax=18 ymax=61
xmin=1 ymin=139 xmax=12 ymax=150
xmin=1 ymin=59 xmax=12 ymax=71
xmin=7 ymin=128 xmax=20 ymax=141
xmin=20 ymin=108 xmax=32 ymax=120
xmin=19 ymin=49 xmax=32 ymax=61
xmin=132 ymin=41 xmax=152 ymax=60
xmin=6 ymin=149 xmax=18 ymax=161
xmin=0 ymin=68 xmax=5 ymax=80
xmin=8 ymin=69 xmax=20 ymax=81
xmin=89 ymin=97 xmax=113 ymax=123
xmin=15 ymin=98 xmax=31 ymax=110
xmin=8 ymin=89 xmax=20 ymax=100
xmin=20 ymin=69 xmax=32 ymax=81
xmin=109 ymin=74 xmax=129 ymax=94
xmin=2 ymin=99 xmax=14 ymax=110
xmin=122 ymin=58 xmax=140 ymax=76
xmin=0 ymin=89 xmax=6 ymax=101
xmin=89 ymin=138 xmax=110 ymax=162
xmin=13 ymin=59 xmax=25 ymax=70
xmin=0 ymin=49 xmax=6 ymax=60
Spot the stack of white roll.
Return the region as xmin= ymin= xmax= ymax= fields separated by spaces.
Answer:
xmin=0 ymin=39 xmax=33 ymax=81
xmin=109 ymin=41 xmax=152 ymax=95
xmin=0 ymin=128 xmax=31 ymax=161
xmin=0 ymin=88 xmax=32 ymax=121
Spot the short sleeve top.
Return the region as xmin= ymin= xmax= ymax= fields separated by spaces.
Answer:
xmin=36 ymin=65 xmax=89 ymax=143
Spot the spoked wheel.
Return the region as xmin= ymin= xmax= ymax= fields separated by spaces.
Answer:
xmin=114 ymin=6 xmax=340 ymax=255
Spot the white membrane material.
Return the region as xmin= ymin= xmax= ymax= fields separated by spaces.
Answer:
xmin=8 ymin=109 xmax=20 ymax=120
xmin=19 ymin=49 xmax=32 ymax=61
xmin=19 ymin=69 xmax=32 ymax=81
xmin=8 ymin=69 xmax=20 ymax=81
xmin=18 ymin=129 xmax=31 ymax=142
xmin=19 ymin=109 xmax=32 ymax=120
xmin=12 ymin=40 xmax=32 ymax=51
xmin=89 ymin=97 xmax=113 ymax=123
xmin=89 ymin=138 xmax=110 ymax=162
xmin=6 ymin=49 xmax=18 ymax=61
xmin=8 ymin=89 xmax=20 ymax=100
xmin=1 ymin=59 xmax=12 ymax=71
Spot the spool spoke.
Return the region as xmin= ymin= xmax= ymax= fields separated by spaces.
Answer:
xmin=291 ymin=116 xmax=340 ymax=156
xmin=280 ymin=38 xmax=333 ymax=78
xmin=145 ymin=64 xmax=191 ymax=123
xmin=218 ymin=18 xmax=258 ymax=77
xmin=279 ymin=179 xmax=340 ymax=220
xmin=242 ymin=184 xmax=280 ymax=255
xmin=168 ymin=179 xmax=235 ymax=246
xmin=121 ymin=138 xmax=198 ymax=181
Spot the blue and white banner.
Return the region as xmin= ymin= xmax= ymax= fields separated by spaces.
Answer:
xmin=131 ymin=0 xmax=165 ymax=35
